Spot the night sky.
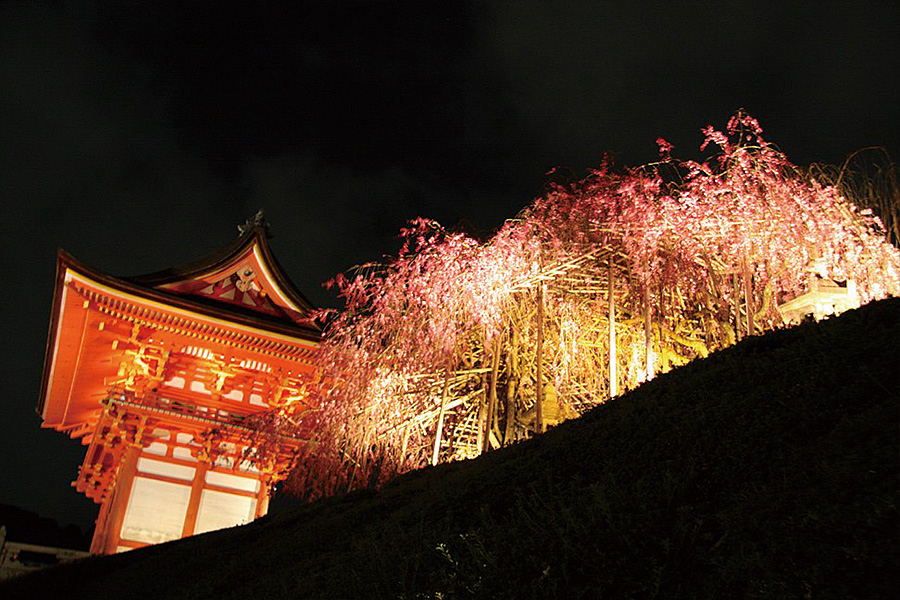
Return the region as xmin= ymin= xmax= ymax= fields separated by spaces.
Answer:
xmin=2 ymin=1 xmax=898 ymax=533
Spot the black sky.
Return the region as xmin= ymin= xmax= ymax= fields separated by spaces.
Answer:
xmin=2 ymin=0 xmax=898 ymax=532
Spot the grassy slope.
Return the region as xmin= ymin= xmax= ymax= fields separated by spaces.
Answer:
xmin=4 ymin=298 xmax=898 ymax=599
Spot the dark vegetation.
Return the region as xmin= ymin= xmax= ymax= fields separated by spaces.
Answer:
xmin=3 ymin=298 xmax=898 ymax=598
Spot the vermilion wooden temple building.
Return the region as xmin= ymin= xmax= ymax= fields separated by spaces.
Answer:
xmin=38 ymin=217 xmax=320 ymax=554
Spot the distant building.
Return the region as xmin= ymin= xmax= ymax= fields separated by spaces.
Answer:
xmin=38 ymin=218 xmax=320 ymax=554
xmin=0 ymin=526 xmax=90 ymax=580
xmin=777 ymin=270 xmax=861 ymax=324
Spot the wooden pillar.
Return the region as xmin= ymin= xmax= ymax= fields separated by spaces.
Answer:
xmin=535 ymin=283 xmax=544 ymax=434
xmin=99 ymin=444 xmax=141 ymax=554
xmin=431 ymin=372 xmax=450 ymax=466
xmin=255 ymin=478 xmax=271 ymax=518
xmin=608 ymin=266 xmax=617 ymax=398
xmin=181 ymin=460 xmax=209 ymax=537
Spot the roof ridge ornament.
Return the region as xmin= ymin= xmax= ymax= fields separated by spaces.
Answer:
xmin=238 ymin=209 xmax=272 ymax=238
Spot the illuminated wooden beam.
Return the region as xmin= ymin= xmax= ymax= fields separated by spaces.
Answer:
xmin=644 ymin=284 xmax=653 ymax=381
xmin=535 ymin=283 xmax=544 ymax=434
xmin=431 ymin=372 xmax=450 ymax=466
xmin=608 ymin=266 xmax=617 ymax=399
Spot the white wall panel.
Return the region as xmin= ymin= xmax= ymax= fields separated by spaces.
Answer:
xmin=206 ymin=470 xmax=260 ymax=493
xmin=120 ymin=477 xmax=191 ymax=545
xmin=137 ymin=458 xmax=196 ymax=481
xmin=194 ymin=490 xmax=257 ymax=535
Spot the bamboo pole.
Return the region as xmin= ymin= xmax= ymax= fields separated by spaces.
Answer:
xmin=657 ymin=283 xmax=668 ymax=373
xmin=535 ymin=283 xmax=544 ymax=434
xmin=743 ymin=254 xmax=754 ymax=336
xmin=475 ymin=394 xmax=486 ymax=455
xmin=484 ymin=336 xmax=501 ymax=452
xmin=476 ymin=341 xmax=488 ymax=455
xmin=732 ymin=271 xmax=742 ymax=341
xmin=608 ymin=265 xmax=617 ymax=398
xmin=643 ymin=284 xmax=652 ymax=381
xmin=504 ymin=324 xmax=519 ymax=444
xmin=431 ymin=372 xmax=451 ymax=466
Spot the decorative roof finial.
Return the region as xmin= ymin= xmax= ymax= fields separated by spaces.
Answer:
xmin=238 ymin=209 xmax=271 ymax=237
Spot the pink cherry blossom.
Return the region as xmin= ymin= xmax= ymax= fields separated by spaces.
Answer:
xmin=260 ymin=112 xmax=900 ymax=501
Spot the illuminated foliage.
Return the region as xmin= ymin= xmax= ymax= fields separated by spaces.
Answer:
xmin=282 ymin=113 xmax=900 ymax=499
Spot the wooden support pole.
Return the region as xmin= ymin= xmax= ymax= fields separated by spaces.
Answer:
xmin=643 ymin=284 xmax=653 ymax=381
xmin=504 ymin=324 xmax=518 ymax=444
xmin=484 ymin=337 xmax=501 ymax=452
xmin=743 ymin=254 xmax=754 ymax=336
xmin=504 ymin=377 xmax=516 ymax=445
xmin=476 ymin=390 xmax=486 ymax=456
xmin=608 ymin=266 xmax=617 ymax=398
xmin=657 ymin=284 xmax=668 ymax=373
xmin=535 ymin=283 xmax=545 ymax=434
xmin=732 ymin=271 xmax=742 ymax=342
xmin=431 ymin=372 xmax=451 ymax=466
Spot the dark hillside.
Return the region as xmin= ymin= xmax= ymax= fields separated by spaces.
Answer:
xmin=4 ymin=298 xmax=898 ymax=599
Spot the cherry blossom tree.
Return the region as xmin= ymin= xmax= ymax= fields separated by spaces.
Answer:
xmin=279 ymin=112 xmax=900 ymax=500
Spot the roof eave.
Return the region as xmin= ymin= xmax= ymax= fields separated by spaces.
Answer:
xmin=127 ymin=226 xmax=317 ymax=317
xmin=37 ymin=249 xmax=75 ymax=417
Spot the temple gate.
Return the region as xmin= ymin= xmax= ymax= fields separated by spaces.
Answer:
xmin=38 ymin=219 xmax=319 ymax=554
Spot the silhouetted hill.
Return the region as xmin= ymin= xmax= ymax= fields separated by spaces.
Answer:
xmin=3 ymin=298 xmax=898 ymax=598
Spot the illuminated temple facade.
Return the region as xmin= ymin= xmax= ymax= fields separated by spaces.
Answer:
xmin=38 ymin=220 xmax=319 ymax=554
